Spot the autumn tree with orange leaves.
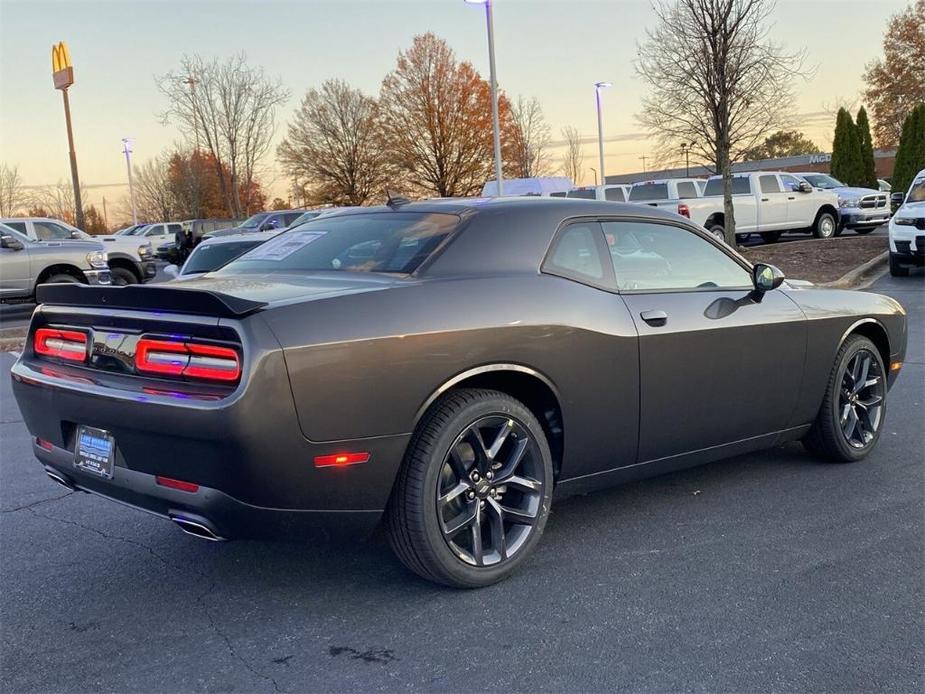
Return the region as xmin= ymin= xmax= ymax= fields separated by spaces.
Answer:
xmin=378 ymin=33 xmax=518 ymax=198
xmin=863 ymin=0 xmax=925 ymax=146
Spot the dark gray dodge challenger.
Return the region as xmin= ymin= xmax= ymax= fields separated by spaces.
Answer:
xmin=11 ymin=198 xmax=908 ymax=587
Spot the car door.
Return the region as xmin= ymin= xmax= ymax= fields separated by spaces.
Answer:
xmin=33 ymin=221 xmax=74 ymax=241
xmin=731 ymin=176 xmax=758 ymax=232
xmin=757 ymin=174 xmax=788 ymax=229
xmin=601 ymin=219 xmax=806 ymax=462
xmin=0 ymin=230 xmax=32 ymax=297
xmin=780 ymin=174 xmax=816 ymax=226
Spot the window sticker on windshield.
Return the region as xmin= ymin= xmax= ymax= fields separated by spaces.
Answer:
xmin=242 ymin=231 xmax=325 ymax=261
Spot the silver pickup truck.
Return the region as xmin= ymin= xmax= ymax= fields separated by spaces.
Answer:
xmin=0 ymin=224 xmax=111 ymax=302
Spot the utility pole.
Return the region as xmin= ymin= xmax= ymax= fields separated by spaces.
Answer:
xmin=102 ymin=196 xmax=108 ymax=228
xmin=680 ymin=142 xmax=693 ymax=177
xmin=640 ymin=155 xmax=648 ymax=174
xmin=51 ymin=42 xmax=85 ymax=230
xmin=122 ymin=138 xmax=138 ymax=225
xmin=184 ymin=75 xmax=200 ymax=152
xmin=466 ymin=0 xmax=503 ymax=196
xmin=590 ymin=167 xmax=598 ymax=186
xmin=594 ymin=82 xmax=611 ymax=193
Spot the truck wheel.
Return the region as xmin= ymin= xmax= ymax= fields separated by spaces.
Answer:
xmin=110 ymin=267 xmax=138 ymax=286
xmin=44 ymin=273 xmax=81 ymax=284
xmin=813 ymin=212 xmax=837 ymax=239
xmin=889 ymin=252 xmax=910 ymax=277
xmin=760 ymin=231 xmax=782 ymax=243
xmin=707 ymin=223 xmax=725 ymax=242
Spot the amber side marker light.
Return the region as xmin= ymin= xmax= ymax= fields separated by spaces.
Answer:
xmin=890 ymin=361 xmax=902 ymax=372
xmin=314 ymin=452 xmax=370 ymax=468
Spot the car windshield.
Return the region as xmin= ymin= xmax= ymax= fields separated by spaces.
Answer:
xmin=629 ymin=183 xmax=669 ymax=201
xmin=566 ymin=189 xmax=596 ymax=199
xmin=182 ymin=240 xmax=265 ymax=274
xmin=907 ymin=179 xmax=925 ymax=203
xmin=123 ymin=225 xmax=149 ymax=236
xmin=240 ymin=213 xmax=270 ymax=229
xmin=802 ymin=174 xmax=844 ymax=189
xmin=217 ymin=212 xmax=459 ymax=276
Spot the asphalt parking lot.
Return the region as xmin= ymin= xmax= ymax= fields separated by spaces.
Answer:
xmin=1 ymin=272 xmax=922 ymax=693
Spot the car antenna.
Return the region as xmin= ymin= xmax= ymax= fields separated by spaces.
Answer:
xmin=385 ymin=190 xmax=411 ymax=209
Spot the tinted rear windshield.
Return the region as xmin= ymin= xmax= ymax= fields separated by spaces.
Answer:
xmin=704 ymin=177 xmax=752 ymax=196
xmin=629 ymin=183 xmax=669 ymax=201
xmin=183 ymin=240 xmax=264 ymax=274
xmin=217 ymin=212 xmax=459 ymax=276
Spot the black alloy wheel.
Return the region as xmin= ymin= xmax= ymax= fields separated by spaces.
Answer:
xmin=804 ymin=335 xmax=887 ymax=462
xmin=387 ymin=389 xmax=553 ymax=588
xmin=837 ymin=349 xmax=885 ymax=449
xmin=436 ymin=415 xmax=546 ymax=567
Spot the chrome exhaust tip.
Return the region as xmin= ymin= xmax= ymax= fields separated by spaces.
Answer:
xmin=169 ymin=515 xmax=225 ymax=542
xmin=45 ymin=468 xmax=77 ymax=491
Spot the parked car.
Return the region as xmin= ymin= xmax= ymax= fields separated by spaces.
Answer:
xmin=671 ymin=172 xmax=841 ymax=243
xmin=11 ymin=198 xmax=906 ymax=587
xmin=792 ymin=173 xmax=890 ymax=235
xmin=481 ymin=176 xmax=573 ymax=197
xmin=103 ymin=222 xmax=184 ymax=247
xmin=553 ymin=185 xmax=633 ymax=202
xmin=887 ymin=168 xmax=925 ymax=277
xmin=111 ymin=223 xmax=150 ymax=236
xmin=0 ymin=217 xmax=156 ymax=285
xmin=204 ymin=210 xmax=304 ymax=239
xmin=628 ymin=178 xmax=705 ymax=205
xmin=164 ymin=233 xmax=275 ymax=282
xmin=182 ymin=219 xmax=240 ymax=244
xmin=0 ymin=223 xmax=110 ymax=301
xmin=284 ymin=210 xmax=325 ymax=229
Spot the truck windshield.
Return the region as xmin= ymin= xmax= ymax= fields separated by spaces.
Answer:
xmin=801 ymin=174 xmax=844 ymax=189
xmin=217 ymin=212 xmax=460 ymax=276
xmin=907 ymin=179 xmax=925 ymax=203
xmin=240 ymin=213 xmax=270 ymax=229
xmin=629 ymin=184 xmax=669 ymax=201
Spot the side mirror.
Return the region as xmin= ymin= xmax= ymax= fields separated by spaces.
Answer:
xmin=0 ymin=234 xmax=24 ymax=250
xmin=798 ymin=181 xmax=813 ymax=193
xmin=164 ymin=264 xmax=179 ymax=278
xmin=69 ymin=230 xmax=82 ymax=239
xmin=753 ymin=263 xmax=785 ymax=293
xmin=891 ymin=192 xmax=905 ymax=206
xmin=262 ymin=219 xmax=279 ymax=231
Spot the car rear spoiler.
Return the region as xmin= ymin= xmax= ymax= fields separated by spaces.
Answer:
xmin=36 ymin=283 xmax=267 ymax=318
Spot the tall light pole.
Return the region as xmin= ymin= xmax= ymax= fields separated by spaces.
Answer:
xmin=680 ymin=142 xmax=693 ymax=177
xmin=594 ymin=82 xmax=611 ymax=194
xmin=122 ymin=138 xmax=137 ymax=226
xmin=51 ymin=42 xmax=85 ymax=230
xmin=590 ymin=167 xmax=598 ymax=186
xmin=466 ymin=0 xmax=503 ymax=196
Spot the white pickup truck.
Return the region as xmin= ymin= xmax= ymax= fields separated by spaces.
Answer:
xmin=628 ymin=178 xmax=705 ymax=205
xmin=677 ymin=172 xmax=840 ymax=243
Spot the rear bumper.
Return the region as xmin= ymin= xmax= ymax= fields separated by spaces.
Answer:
xmin=34 ymin=438 xmax=381 ymax=540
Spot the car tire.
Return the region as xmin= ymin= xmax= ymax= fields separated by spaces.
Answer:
xmin=44 ymin=273 xmax=81 ymax=284
xmin=386 ymin=388 xmax=553 ymax=588
xmin=854 ymin=227 xmax=875 ymax=235
xmin=707 ymin=223 xmax=725 ymax=242
xmin=812 ymin=211 xmax=837 ymax=239
xmin=110 ymin=267 xmax=138 ymax=286
xmin=803 ymin=335 xmax=886 ymax=463
xmin=760 ymin=231 xmax=782 ymax=243
xmin=889 ymin=252 xmax=910 ymax=277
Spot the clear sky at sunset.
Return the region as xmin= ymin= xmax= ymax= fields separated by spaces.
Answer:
xmin=0 ymin=0 xmax=906 ymax=208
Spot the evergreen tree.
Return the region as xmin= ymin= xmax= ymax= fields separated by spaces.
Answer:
xmin=831 ymin=108 xmax=863 ymax=185
xmin=856 ymin=107 xmax=878 ymax=189
xmin=892 ymin=103 xmax=925 ymax=194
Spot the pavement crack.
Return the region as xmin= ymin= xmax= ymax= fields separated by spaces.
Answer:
xmin=1 ymin=491 xmax=74 ymax=514
xmin=24 ymin=506 xmax=283 ymax=693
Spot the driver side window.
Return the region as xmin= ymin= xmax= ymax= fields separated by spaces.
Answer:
xmin=601 ymin=221 xmax=752 ymax=291
xmin=34 ymin=221 xmax=72 ymax=240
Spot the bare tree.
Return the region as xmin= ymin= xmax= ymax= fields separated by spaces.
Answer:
xmin=379 ymin=33 xmax=515 ymax=197
xmin=30 ymin=182 xmax=86 ymax=225
xmin=636 ymin=0 xmax=806 ymax=242
xmin=507 ymin=96 xmax=552 ymax=178
xmin=133 ymin=155 xmax=174 ymax=221
xmin=0 ymin=163 xmax=25 ymax=216
xmin=559 ymin=126 xmax=585 ymax=184
xmin=278 ymin=80 xmax=391 ymax=206
xmin=157 ymin=54 xmax=288 ymax=217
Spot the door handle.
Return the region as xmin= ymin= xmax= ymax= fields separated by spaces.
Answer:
xmin=761 ymin=197 xmax=769 ymax=202
xmin=787 ymin=196 xmax=795 ymax=200
xmin=640 ymin=310 xmax=668 ymax=326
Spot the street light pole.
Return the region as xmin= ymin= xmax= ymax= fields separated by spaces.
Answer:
xmin=122 ymin=138 xmax=137 ymax=226
xmin=681 ymin=142 xmax=692 ymax=177
xmin=590 ymin=167 xmax=598 ymax=186
xmin=51 ymin=42 xmax=85 ymax=230
xmin=467 ymin=0 xmax=503 ymax=196
xmin=594 ymin=82 xmax=611 ymax=195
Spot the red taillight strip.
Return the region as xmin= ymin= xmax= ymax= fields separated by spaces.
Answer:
xmin=135 ymin=338 xmax=241 ymax=382
xmin=34 ymin=328 xmax=88 ymax=363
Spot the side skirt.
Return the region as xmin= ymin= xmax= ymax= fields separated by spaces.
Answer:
xmin=553 ymin=425 xmax=812 ymax=500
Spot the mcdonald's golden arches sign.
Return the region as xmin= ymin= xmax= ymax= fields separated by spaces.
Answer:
xmin=51 ymin=42 xmax=74 ymax=90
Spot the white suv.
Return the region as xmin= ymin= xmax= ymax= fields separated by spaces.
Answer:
xmin=888 ymin=169 xmax=925 ymax=277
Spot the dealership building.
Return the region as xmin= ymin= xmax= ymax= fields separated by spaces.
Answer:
xmin=604 ymin=148 xmax=897 ymax=185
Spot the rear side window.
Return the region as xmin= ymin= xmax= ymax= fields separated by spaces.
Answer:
xmin=566 ymin=188 xmax=596 ymax=199
xmin=604 ymin=187 xmax=625 ymax=202
xmin=676 ymin=181 xmax=698 ymax=199
xmin=704 ymin=177 xmax=752 ymax=196
xmin=543 ymin=222 xmax=607 ymax=284
xmin=218 ymin=212 xmax=459 ymax=276
xmin=629 ymin=183 xmax=669 ymax=202
xmin=759 ymin=175 xmax=781 ymax=193
xmin=3 ymin=221 xmax=27 ymax=234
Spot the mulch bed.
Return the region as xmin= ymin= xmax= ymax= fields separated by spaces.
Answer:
xmin=739 ymin=235 xmax=887 ymax=284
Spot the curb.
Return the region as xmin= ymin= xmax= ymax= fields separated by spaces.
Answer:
xmin=822 ymin=251 xmax=888 ymax=289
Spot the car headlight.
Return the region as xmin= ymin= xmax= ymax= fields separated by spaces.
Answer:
xmin=893 ymin=217 xmax=917 ymax=226
xmin=86 ymin=250 xmax=108 ymax=269
xmin=837 ymin=196 xmax=859 ymax=208
xmin=138 ymin=243 xmax=154 ymax=258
